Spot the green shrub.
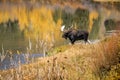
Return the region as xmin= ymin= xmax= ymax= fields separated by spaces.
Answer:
xmin=104 ymin=19 xmax=116 ymax=31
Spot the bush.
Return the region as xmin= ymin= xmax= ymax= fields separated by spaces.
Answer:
xmin=104 ymin=19 xmax=116 ymax=31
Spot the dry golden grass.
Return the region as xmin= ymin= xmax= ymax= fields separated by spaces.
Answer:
xmin=0 ymin=34 xmax=120 ymax=80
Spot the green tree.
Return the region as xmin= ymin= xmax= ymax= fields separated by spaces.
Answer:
xmin=61 ymin=10 xmax=73 ymax=28
xmin=89 ymin=16 xmax=101 ymax=39
xmin=74 ymin=8 xmax=89 ymax=30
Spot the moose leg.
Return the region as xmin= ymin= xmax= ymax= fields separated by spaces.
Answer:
xmin=87 ymin=40 xmax=91 ymax=44
xmin=69 ymin=35 xmax=75 ymax=44
xmin=71 ymin=39 xmax=75 ymax=44
xmin=84 ymin=40 xmax=88 ymax=44
xmin=84 ymin=34 xmax=90 ymax=44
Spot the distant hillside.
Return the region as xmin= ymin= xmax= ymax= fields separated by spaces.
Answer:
xmin=0 ymin=0 xmax=120 ymax=11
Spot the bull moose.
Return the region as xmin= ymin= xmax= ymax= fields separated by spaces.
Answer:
xmin=61 ymin=25 xmax=90 ymax=44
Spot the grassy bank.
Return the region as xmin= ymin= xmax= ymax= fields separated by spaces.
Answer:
xmin=0 ymin=34 xmax=120 ymax=80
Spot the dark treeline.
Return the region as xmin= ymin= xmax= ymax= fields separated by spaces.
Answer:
xmin=0 ymin=19 xmax=23 ymax=40
xmin=0 ymin=19 xmax=19 ymax=33
xmin=104 ymin=19 xmax=120 ymax=31
xmin=53 ymin=7 xmax=89 ymax=30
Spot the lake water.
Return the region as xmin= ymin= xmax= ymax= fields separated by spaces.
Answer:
xmin=0 ymin=53 xmax=44 ymax=70
xmin=0 ymin=39 xmax=27 ymax=52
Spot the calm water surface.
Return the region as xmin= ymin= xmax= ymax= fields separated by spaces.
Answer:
xmin=0 ymin=53 xmax=44 ymax=70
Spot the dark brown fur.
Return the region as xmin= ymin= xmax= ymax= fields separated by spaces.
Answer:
xmin=62 ymin=29 xmax=89 ymax=44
